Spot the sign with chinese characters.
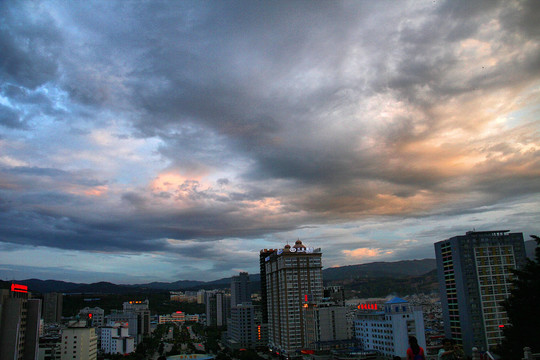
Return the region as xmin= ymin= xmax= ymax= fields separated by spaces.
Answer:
xmin=358 ymin=303 xmax=378 ymax=310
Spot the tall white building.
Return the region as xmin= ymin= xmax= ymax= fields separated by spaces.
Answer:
xmin=354 ymin=297 xmax=425 ymax=358
xmin=60 ymin=322 xmax=97 ymax=360
xmin=264 ymin=240 xmax=323 ymax=357
xmin=100 ymin=322 xmax=134 ymax=355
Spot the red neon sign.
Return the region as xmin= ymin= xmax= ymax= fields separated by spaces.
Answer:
xmin=358 ymin=303 xmax=377 ymax=310
xmin=11 ymin=284 xmax=28 ymax=293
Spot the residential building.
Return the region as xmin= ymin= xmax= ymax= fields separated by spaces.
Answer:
xmin=100 ymin=322 xmax=134 ymax=355
xmin=259 ymin=249 xmax=278 ymax=324
xmin=122 ymin=300 xmax=151 ymax=343
xmin=205 ymin=292 xmax=230 ymax=327
xmin=60 ymin=322 xmax=97 ymax=360
xmin=303 ymin=301 xmax=349 ymax=351
xmin=43 ymin=293 xmax=63 ymax=324
xmin=227 ymin=303 xmax=256 ymax=349
xmin=434 ymin=230 xmax=526 ymax=354
xmin=354 ymin=297 xmax=426 ymax=358
xmin=231 ymin=272 xmax=251 ymax=307
xmin=264 ymin=240 xmax=323 ymax=357
xmin=78 ymin=307 xmax=105 ymax=328
xmin=106 ymin=311 xmax=138 ymax=344
xmin=38 ymin=335 xmax=61 ymax=360
xmin=0 ymin=284 xmax=42 ymax=360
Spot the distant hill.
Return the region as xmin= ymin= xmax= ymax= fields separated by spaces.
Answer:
xmin=1 ymin=259 xmax=436 ymax=295
xmin=322 ymin=259 xmax=436 ymax=281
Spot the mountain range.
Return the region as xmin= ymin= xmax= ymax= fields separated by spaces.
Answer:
xmin=1 ymin=258 xmax=436 ymax=294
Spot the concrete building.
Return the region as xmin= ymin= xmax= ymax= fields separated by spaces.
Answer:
xmin=303 ymin=302 xmax=349 ymax=351
xmin=259 ymin=249 xmax=278 ymax=325
xmin=100 ymin=322 xmax=134 ymax=355
xmin=38 ymin=335 xmax=61 ymax=360
xmin=106 ymin=310 xmax=139 ymax=344
xmin=264 ymin=240 xmax=323 ymax=357
xmin=197 ymin=290 xmax=206 ymax=304
xmin=158 ymin=311 xmax=200 ymax=325
xmin=227 ymin=303 xmax=256 ymax=349
xmin=0 ymin=285 xmax=42 ymax=360
xmin=122 ymin=300 xmax=151 ymax=343
xmin=205 ymin=292 xmax=230 ymax=327
xmin=231 ymin=272 xmax=251 ymax=307
xmin=43 ymin=293 xmax=63 ymax=324
xmin=60 ymin=322 xmax=98 ymax=360
xmin=78 ymin=307 xmax=105 ymax=328
xmin=354 ymin=297 xmax=426 ymax=358
xmin=434 ymin=230 xmax=526 ymax=354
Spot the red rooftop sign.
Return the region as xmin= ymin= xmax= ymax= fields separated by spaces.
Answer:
xmin=358 ymin=303 xmax=378 ymax=310
xmin=11 ymin=283 xmax=28 ymax=293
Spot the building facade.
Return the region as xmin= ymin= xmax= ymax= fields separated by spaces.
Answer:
xmin=227 ymin=303 xmax=256 ymax=349
xmin=43 ymin=293 xmax=63 ymax=324
xmin=434 ymin=230 xmax=526 ymax=354
xmin=354 ymin=297 xmax=426 ymax=358
xmin=60 ymin=323 xmax=98 ymax=360
xmin=231 ymin=272 xmax=251 ymax=307
xmin=100 ymin=322 xmax=134 ymax=355
xmin=303 ymin=302 xmax=349 ymax=350
xmin=205 ymin=292 xmax=230 ymax=327
xmin=264 ymin=240 xmax=323 ymax=357
xmin=78 ymin=307 xmax=105 ymax=328
xmin=0 ymin=285 xmax=42 ymax=360
xmin=122 ymin=300 xmax=151 ymax=344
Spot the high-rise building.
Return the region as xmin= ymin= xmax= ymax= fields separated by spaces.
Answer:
xmin=231 ymin=272 xmax=251 ymax=307
xmin=264 ymin=240 xmax=323 ymax=357
xmin=43 ymin=293 xmax=63 ymax=324
xmin=354 ymin=297 xmax=426 ymax=358
xmin=205 ymin=291 xmax=230 ymax=327
xmin=122 ymin=300 xmax=150 ymax=344
xmin=60 ymin=322 xmax=97 ymax=360
xmin=259 ymin=249 xmax=278 ymax=324
xmin=434 ymin=230 xmax=526 ymax=355
xmin=0 ymin=284 xmax=42 ymax=360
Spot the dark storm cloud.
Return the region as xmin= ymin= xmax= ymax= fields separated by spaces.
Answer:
xmin=0 ymin=104 xmax=25 ymax=129
xmin=0 ymin=0 xmax=539 ymax=270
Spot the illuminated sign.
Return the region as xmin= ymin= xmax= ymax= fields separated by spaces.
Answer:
xmin=88 ymin=313 xmax=93 ymax=319
xmin=499 ymin=325 xmax=505 ymax=328
xmin=289 ymin=247 xmax=314 ymax=253
xmin=11 ymin=283 xmax=28 ymax=293
xmin=129 ymin=301 xmax=143 ymax=304
xmin=358 ymin=303 xmax=378 ymax=310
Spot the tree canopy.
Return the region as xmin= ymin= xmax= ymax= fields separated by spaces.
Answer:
xmin=498 ymin=235 xmax=540 ymax=359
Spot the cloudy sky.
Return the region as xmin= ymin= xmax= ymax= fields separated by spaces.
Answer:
xmin=1 ymin=1 xmax=539 ymax=284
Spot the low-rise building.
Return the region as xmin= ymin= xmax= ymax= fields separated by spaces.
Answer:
xmin=100 ymin=322 xmax=134 ymax=355
xmin=60 ymin=322 xmax=97 ymax=360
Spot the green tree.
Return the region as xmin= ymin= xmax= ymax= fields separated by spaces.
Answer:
xmin=498 ymin=235 xmax=540 ymax=359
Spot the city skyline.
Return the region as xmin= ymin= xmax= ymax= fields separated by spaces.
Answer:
xmin=1 ymin=1 xmax=539 ymax=283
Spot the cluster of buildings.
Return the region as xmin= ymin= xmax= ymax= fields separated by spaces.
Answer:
xmin=0 ymin=229 xmax=531 ymax=359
